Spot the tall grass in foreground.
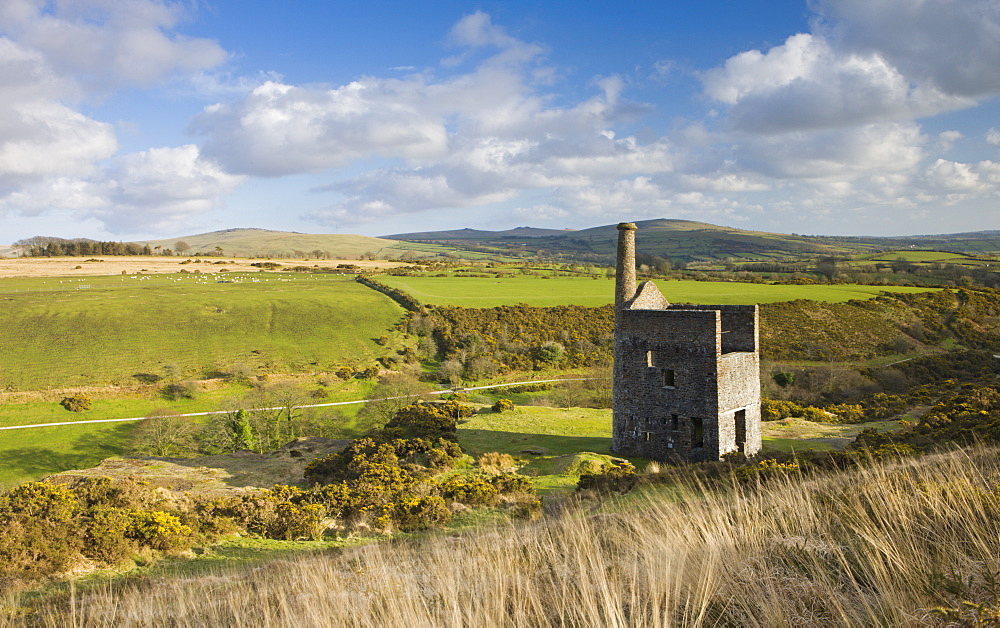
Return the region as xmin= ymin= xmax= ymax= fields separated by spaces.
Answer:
xmin=12 ymin=447 xmax=1000 ymax=626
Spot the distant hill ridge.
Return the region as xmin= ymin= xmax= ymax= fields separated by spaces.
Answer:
xmin=7 ymin=220 xmax=1000 ymax=261
xmin=136 ymin=228 xmax=408 ymax=259
xmin=383 ymin=226 xmax=574 ymax=240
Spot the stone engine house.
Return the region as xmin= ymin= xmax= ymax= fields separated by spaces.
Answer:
xmin=611 ymin=222 xmax=762 ymax=462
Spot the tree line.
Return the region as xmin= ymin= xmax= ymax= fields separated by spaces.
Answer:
xmin=13 ymin=236 xmax=158 ymax=257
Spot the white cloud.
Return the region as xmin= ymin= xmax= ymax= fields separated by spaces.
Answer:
xmin=187 ymin=18 xmax=673 ymax=227
xmin=2 ymin=0 xmax=227 ymax=90
xmin=1 ymin=144 xmax=245 ymax=233
xmin=88 ymin=145 xmax=246 ymax=233
xmin=192 ymin=79 xmax=451 ymax=177
xmin=0 ymin=37 xmax=117 ymax=192
xmin=702 ymin=33 xmax=966 ymax=133
xmin=814 ymin=0 xmax=1000 ymax=98
xmin=734 ymin=122 xmax=926 ymax=180
xmin=936 ymin=130 xmax=963 ymax=152
xmin=987 ymin=128 xmax=1000 ymax=147
xmin=0 ymin=1 xmax=238 ymax=234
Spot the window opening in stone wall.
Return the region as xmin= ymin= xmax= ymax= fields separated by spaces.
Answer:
xmin=662 ymin=369 xmax=675 ymax=387
xmin=692 ymin=417 xmax=704 ymax=448
xmin=670 ymin=414 xmax=679 ymax=430
xmin=735 ymin=409 xmax=747 ymax=453
xmin=644 ymin=431 xmax=651 ymax=442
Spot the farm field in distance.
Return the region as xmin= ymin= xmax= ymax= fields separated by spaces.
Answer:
xmin=0 ymin=272 xmax=405 ymax=391
xmin=0 ymin=254 xmax=407 ymax=278
xmin=374 ymin=273 xmax=938 ymax=307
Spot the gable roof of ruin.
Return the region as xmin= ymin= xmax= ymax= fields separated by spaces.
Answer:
xmin=626 ymin=280 xmax=670 ymax=310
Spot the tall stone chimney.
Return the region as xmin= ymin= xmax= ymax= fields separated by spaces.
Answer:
xmin=615 ymin=222 xmax=638 ymax=311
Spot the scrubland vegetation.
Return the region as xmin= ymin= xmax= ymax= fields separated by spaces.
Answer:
xmin=8 ymin=446 xmax=998 ymax=626
xmin=2 ymin=236 xmax=1000 ymax=623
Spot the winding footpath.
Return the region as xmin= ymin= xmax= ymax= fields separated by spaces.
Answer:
xmin=0 ymin=378 xmax=594 ymax=431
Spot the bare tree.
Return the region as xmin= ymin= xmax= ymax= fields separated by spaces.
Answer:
xmin=357 ymin=370 xmax=434 ymax=427
xmin=130 ymin=409 xmax=197 ymax=457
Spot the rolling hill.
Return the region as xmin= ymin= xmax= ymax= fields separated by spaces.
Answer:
xmin=383 ymin=218 xmax=1000 ymax=263
xmin=138 ymin=228 xmax=418 ymax=259
xmin=384 ymin=226 xmax=575 ymax=240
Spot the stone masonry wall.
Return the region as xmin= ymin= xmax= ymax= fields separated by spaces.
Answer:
xmin=613 ymin=309 xmax=722 ymax=461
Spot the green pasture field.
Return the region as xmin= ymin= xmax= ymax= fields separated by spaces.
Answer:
xmin=0 ymin=421 xmax=134 ymax=489
xmin=0 ymin=379 xmax=375 ymax=488
xmin=375 ymin=274 xmax=936 ymax=307
xmin=384 ymin=241 xmax=506 ymax=260
xmin=0 ymin=273 xmax=404 ymax=391
xmin=868 ymin=250 xmax=968 ymax=262
xmin=455 ymin=405 xmax=896 ymax=492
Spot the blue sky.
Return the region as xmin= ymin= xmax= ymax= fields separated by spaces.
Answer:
xmin=1 ymin=0 xmax=998 ymax=242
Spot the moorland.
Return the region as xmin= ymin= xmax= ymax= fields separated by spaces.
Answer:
xmin=1 ymin=221 xmax=999 ymax=625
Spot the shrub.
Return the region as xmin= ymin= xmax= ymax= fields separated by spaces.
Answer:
xmin=492 ymin=398 xmax=515 ymax=413
xmin=733 ymin=459 xmax=800 ymax=483
xmin=383 ymin=401 xmax=472 ymax=440
xmin=394 ymin=495 xmax=450 ymax=531
xmin=125 ymin=511 xmax=193 ymax=550
xmin=161 ymin=381 xmax=197 ymax=401
xmin=60 ymin=395 xmax=91 ymax=412
xmin=577 ymin=460 xmax=638 ymax=494
xmin=773 ymin=371 xmax=796 ymax=387
xmin=440 ymin=475 xmax=499 ymax=506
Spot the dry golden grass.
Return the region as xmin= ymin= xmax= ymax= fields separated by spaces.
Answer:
xmin=12 ymin=447 xmax=999 ymax=626
xmin=0 ymin=256 xmax=404 ymax=279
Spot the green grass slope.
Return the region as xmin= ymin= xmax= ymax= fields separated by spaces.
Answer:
xmin=139 ymin=228 xmax=411 ymax=259
xmin=375 ymin=274 xmax=935 ymax=307
xmin=0 ymin=273 xmax=404 ymax=391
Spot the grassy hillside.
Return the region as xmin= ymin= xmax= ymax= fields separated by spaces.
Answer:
xmin=20 ymin=447 xmax=999 ymax=625
xmin=0 ymin=272 xmax=404 ymax=391
xmin=386 ymin=218 xmax=1000 ymax=263
xmin=375 ymin=273 xmax=935 ymax=307
xmin=138 ymin=228 xmax=440 ymax=259
xmin=384 ymin=226 xmax=574 ymax=240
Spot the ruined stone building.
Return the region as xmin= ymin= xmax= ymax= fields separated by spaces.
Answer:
xmin=611 ymin=222 xmax=761 ymax=462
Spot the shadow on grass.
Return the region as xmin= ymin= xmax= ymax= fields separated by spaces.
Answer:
xmin=458 ymin=428 xmax=612 ymax=457
xmin=0 ymin=422 xmax=133 ymax=487
xmin=151 ymin=439 xmax=349 ymax=489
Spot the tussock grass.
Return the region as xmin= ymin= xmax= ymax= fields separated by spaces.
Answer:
xmin=14 ymin=447 xmax=999 ymax=626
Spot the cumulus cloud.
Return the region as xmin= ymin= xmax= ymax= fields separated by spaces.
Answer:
xmin=702 ymin=33 xmax=966 ymax=133
xmin=0 ymin=0 xmax=237 ymax=232
xmin=814 ymin=0 xmax=1000 ymax=98
xmin=1 ymin=0 xmax=227 ymax=90
xmin=0 ymin=37 xmax=117 ymax=194
xmin=686 ymin=0 xmax=1000 ymax=232
xmin=702 ymin=0 xmax=1000 ymax=135
xmin=87 ymin=145 xmax=246 ymax=233
xmin=735 ymin=122 xmax=926 ymax=180
xmin=0 ymin=144 xmax=244 ymax=233
xmin=191 ymin=14 xmax=673 ymax=227
xmin=192 ymin=79 xmax=451 ymax=177
xmin=987 ymin=128 xmax=1000 ymax=148
xmin=936 ymin=131 xmax=963 ymax=152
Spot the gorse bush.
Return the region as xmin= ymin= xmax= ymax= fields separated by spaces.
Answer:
xmin=59 ymin=394 xmax=91 ymax=412
xmin=380 ymin=401 xmax=472 ymax=441
xmin=0 ymin=477 xmax=209 ymax=591
xmin=491 ymin=398 xmax=515 ymax=413
xmin=30 ymin=447 xmax=1000 ymax=626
